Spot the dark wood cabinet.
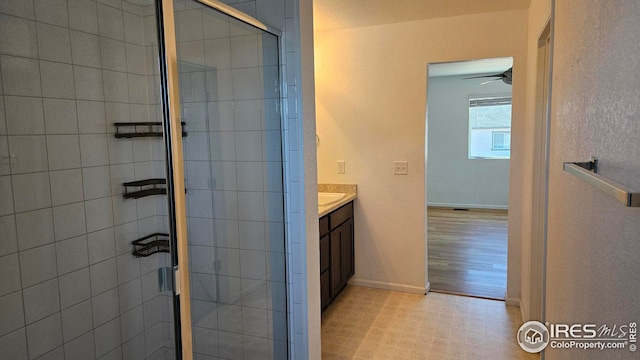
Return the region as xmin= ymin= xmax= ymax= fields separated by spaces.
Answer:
xmin=320 ymin=201 xmax=354 ymax=311
xmin=329 ymin=225 xmax=343 ymax=297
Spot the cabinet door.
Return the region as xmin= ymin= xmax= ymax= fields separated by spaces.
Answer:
xmin=341 ymin=218 xmax=354 ymax=283
xmin=330 ymin=226 xmax=343 ymax=297
xmin=321 ymin=270 xmax=331 ymax=309
xmin=320 ymin=235 xmax=330 ymax=273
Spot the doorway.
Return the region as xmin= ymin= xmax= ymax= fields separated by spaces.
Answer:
xmin=425 ymin=57 xmax=513 ymax=300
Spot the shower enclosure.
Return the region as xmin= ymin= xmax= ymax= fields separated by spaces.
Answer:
xmin=0 ymin=0 xmax=288 ymax=359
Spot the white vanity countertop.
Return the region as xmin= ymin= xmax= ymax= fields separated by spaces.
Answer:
xmin=318 ymin=184 xmax=357 ymax=217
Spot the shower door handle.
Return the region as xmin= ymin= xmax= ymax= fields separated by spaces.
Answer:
xmin=158 ymin=266 xmax=177 ymax=292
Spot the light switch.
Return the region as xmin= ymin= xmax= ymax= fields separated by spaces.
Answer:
xmin=337 ymin=160 xmax=345 ymax=174
xmin=394 ymin=161 xmax=408 ymax=175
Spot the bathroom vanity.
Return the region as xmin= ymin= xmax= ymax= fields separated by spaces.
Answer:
xmin=318 ymin=185 xmax=357 ymax=311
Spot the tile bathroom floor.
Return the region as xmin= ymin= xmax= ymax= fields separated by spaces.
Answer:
xmin=321 ymin=286 xmax=539 ymax=360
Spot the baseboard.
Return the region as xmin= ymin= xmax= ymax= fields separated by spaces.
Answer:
xmin=505 ymin=296 xmax=521 ymax=308
xmin=348 ymin=278 xmax=427 ymax=294
xmin=427 ymin=202 xmax=509 ymax=210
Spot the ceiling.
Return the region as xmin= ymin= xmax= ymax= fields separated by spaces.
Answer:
xmin=313 ymin=0 xmax=531 ymax=31
xmin=429 ymin=57 xmax=513 ymax=77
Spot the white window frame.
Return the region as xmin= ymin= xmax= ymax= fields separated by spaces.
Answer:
xmin=468 ymin=95 xmax=512 ymax=159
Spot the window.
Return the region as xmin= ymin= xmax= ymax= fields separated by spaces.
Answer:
xmin=468 ymin=96 xmax=512 ymax=159
xmin=492 ymin=131 xmax=511 ymax=150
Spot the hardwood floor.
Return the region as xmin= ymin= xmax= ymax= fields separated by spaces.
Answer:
xmin=427 ymin=207 xmax=508 ymax=300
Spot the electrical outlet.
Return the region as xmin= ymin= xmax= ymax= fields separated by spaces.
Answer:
xmin=337 ymin=160 xmax=345 ymax=174
xmin=394 ymin=161 xmax=408 ymax=175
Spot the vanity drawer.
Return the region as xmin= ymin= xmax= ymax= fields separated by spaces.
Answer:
xmin=329 ymin=202 xmax=353 ymax=229
xmin=319 ymin=215 xmax=329 ymax=237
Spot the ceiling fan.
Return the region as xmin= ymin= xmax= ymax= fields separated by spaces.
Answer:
xmin=464 ymin=67 xmax=512 ymax=85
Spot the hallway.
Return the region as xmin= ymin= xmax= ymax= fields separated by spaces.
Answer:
xmin=321 ymin=286 xmax=536 ymax=359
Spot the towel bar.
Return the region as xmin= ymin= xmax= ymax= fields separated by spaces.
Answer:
xmin=563 ymin=157 xmax=640 ymax=207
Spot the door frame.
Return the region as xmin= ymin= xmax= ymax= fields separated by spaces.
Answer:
xmin=425 ymin=57 xmax=514 ymax=300
xmin=529 ymin=17 xmax=552 ymax=324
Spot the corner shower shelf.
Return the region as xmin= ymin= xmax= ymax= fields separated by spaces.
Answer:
xmin=123 ymin=179 xmax=167 ymax=199
xmin=114 ymin=122 xmax=187 ymax=138
xmin=132 ymin=233 xmax=170 ymax=257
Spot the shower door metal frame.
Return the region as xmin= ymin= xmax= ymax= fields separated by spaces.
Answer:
xmin=155 ymin=0 xmax=285 ymax=358
xmin=155 ymin=0 xmax=192 ymax=358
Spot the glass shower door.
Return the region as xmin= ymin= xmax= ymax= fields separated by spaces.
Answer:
xmin=167 ymin=1 xmax=288 ymax=359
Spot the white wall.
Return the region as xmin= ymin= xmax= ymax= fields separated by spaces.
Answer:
xmin=314 ymin=9 xmax=528 ymax=295
xmin=427 ymin=75 xmax=511 ymax=209
xmin=546 ymin=1 xmax=640 ymax=358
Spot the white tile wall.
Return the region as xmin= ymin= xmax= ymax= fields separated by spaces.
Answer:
xmin=64 ymin=331 xmax=96 ymax=359
xmin=0 ymin=215 xmax=18 ymax=256
xmin=12 ymin=172 xmax=52 ymax=212
xmin=97 ymin=4 xmax=124 ymax=40
xmin=118 ymin=278 xmax=142 ymax=313
xmin=0 ymin=252 xmax=19 ymax=295
xmin=50 ymin=169 xmax=85 ymax=206
xmin=43 ymin=99 xmax=79 ymax=135
xmin=34 ymin=0 xmax=69 ymax=27
xmin=0 ymin=14 xmax=38 ymax=58
xmin=0 ymin=328 xmax=28 ymax=360
xmin=23 ymin=279 xmax=61 ymax=324
xmin=206 ymin=70 xmax=234 ymax=101
xmin=25 ymin=313 xmax=63 ymax=359
xmin=92 ymin=288 xmax=120 ymax=327
xmin=19 ymin=243 xmax=57 ymax=287
xmin=36 ymin=23 xmax=73 ymax=64
xmin=77 ymin=100 xmax=107 ymax=134
xmin=232 ymin=68 xmax=261 ymax=99
xmin=103 ymin=70 xmax=130 ymax=102
xmin=0 ymin=176 xmax=14 ymax=215
xmin=90 ymin=258 xmax=118 ymax=295
xmin=0 ymin=0 xmax=35 ymax=20
xmin=71 ymin=30 xmax=102 ymax=68
xmin=9 ymin=136 xmax=49 ymax=173
xmin=56 ymin=235 xmax=90 ymax=275
xmin=234 ymin=99 xmax=262 ymax=131
xmin=93 ymin=317 xmax=121 ymax=358
xmin=74 ymin=65 xmax=105 ymax=101
xmin=204 ymin=38 xmax=232 ymax=70
xmin=16 ymin=208 xmax=55 ymax=250
xmin=1 ymin=56 xmax=42 ymax=96
xmin=5 ymin=96 xmax=45 ymax=135
xmin=207 ymin=101 xmax=235 ymax=131
xmin=69 ymin=0 xmax=99 ymax=34
xmin=40 ymin=61 xmax=76 ymax=99
xmin=0 ymin=290 xmax=25 ymax=335
xmin=0 ymin=2 xmax=179 ymax=357
xmin=58 ymin=268 xmax=91 ymax=309
xmin=83 ymin=166 xmax=112 ymax=200
xmin=88 ymin=227 xmax=116 ymax=264
xmin=231 ymin=35 xmax=260 ymax=69
xmin=53 ymin=202 xmax=87 ymax=240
